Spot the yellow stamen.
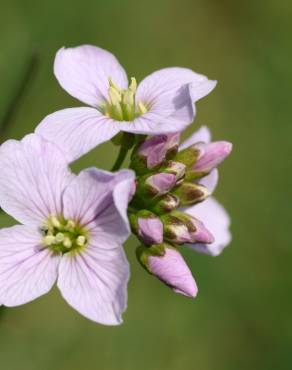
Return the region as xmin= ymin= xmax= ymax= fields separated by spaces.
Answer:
xmin=76 ymin=235 xmax=86 ymax=247
xmin=137 ymin=101 xmax=148 ymax=115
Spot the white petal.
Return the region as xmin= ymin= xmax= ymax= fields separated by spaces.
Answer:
xmin=180 ymin=126 xmax=211 ymax=150
xmin=185 ymin=197 xmax=231 ymax=256
xmin=0 ymin=225 xmax=60 ymax=306
xmin=57 ymin=244 xmax=129 ymax=325
xmin=134 ymin=68 xmax=216 ymax=133
xmin=119 ymin=112 xmax=190 ymax=135
xmin=63 ymin=168 xmax=135 ymax=243
xmin=0 ymin=134 xmax=73 ymax=225
xmin=198 ymin=169 xmax=219 ymax=194
xmin=35 ymin=107 xmax=120 ymax=163
xmin=54 ymin=45 xmax=128 ymax=107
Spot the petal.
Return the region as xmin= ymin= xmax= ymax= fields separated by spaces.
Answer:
xmin=57 ymin=243 xmax=129 ymax=325
xmin=54 ymin=45 xmax=128 ymax=107
xmin=180 ymin=126 xmax=211 ymax=150
xmin=132 ymin=68 xmax=216 ymax=133
xmin=62 ymin=168 xmax=135 ymax=243
xmin=185 ymin=197 xmax=231 ymax=256
xmin=0 ymin=134 xmax=73 ymax=225
xmin=119 ymin=112 xmax=190 ymax=135
xmin=35 ymin=107 xmax=120 ymax=163
xmin=0 ymin=225 xmax=60 ymax=306
xmin=198 ymin=169 xmax=219 ymax=194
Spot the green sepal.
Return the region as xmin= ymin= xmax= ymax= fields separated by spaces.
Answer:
xmin=128 ymin=209 xmax=157 ymax=236
xmin=172 ymin=181 xmax=210 ymax=206
xmin=149 ymin=193 xmax=180 ymax=214
xmin=184 ymin=169 xmax=210 ymax=182
xmin=174 ymin=146 xmax=199 ymax=168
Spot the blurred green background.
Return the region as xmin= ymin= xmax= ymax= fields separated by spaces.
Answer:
xmin=0 ymin=0 xmax=291 ymax=369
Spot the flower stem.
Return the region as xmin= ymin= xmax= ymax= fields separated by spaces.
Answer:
xmin=111 ymin=145 xmax=129 ymax=171
xmin=0 ymin=49 xmax=39 ymax=222
xmin=111 ymin=132 xmax=136 ymax=171
xmin=0 ymin=49 xmax=39 ymax=143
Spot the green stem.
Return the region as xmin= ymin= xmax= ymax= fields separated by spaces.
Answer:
xmin=0 ymin=50 xmax=39 ymax=143
xmin=111 ymin=145 xmax=129 ymax=171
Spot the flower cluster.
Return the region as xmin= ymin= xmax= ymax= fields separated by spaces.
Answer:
xmin=0 ymin=44 xmax=232 ymax=325
xmin=128 ymin=127 xmax=232 ymax=296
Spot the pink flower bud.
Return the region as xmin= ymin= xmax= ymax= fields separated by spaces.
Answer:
xmin=145 ymin=173 xmax=177 ymax=195
xmin=137 ymin=217 xmax=163 ymax=245
xmin=173 ymin=181 xmax=210 ymax=206
xmin=137 ymin=133 xmax=180 ymax=169
xmin=188 ymin=217 xmax=215 ymax=244
xmin=163 ymin=160 xmax=186 ymax=180
xmin=151 ymin=193 xmax=180 ymax=214
xmin=148 ymin=246 xmax=198 ymax=298
xmin=162 ymin=211 xmax=214 ymax=244
xmin=194 ymin=141 xmax=232 ymax=173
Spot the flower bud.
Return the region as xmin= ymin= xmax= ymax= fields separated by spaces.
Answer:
xmin=150 ymin=193 xmax=180 ymax=214
xmin=173 ymin=182 xmax=210 ymax=206
xmin=137 ymin=217 xmax=163 ymax=245
xmin=144 ymin=173 xmax=177 ymax=196
xmin=131 ymin=133 xmax=180 ymax=174
xmin=192 ymin=141 xmax=232 ymax=173
xmin=161 ymin=160 xmax=186 ymax=181
xmin=162 ymin=211 xmax=214 ymax=244
xmin=129 ymin=210 xmax=163 ymax=245
xmin=136 ymin=244 xmax=198 ymax=298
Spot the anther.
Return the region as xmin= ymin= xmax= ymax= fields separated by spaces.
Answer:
xmin=129 ymin=77 xmax=137 ymax=93
xmin=63 ymin=237 xmax=72 ymax=249
xmin=76 ymin=235 xmax=86 ymax=247
xmin=65 ymin=220 xmax=76 ymax=231
xmin=55 ymin=232 xmax=65 ymax=243
xmin=109 ymin=77 xmax=121 ymax=92
xmin=109 ymin=87 xmax=122 ymax=105
xmin=44 ymin=235 xmax=56 ymax=246
xmin=51 ymin=216 xmax=61 ymax=228
xmin=137 ymin=101 xmax=147 ymax=115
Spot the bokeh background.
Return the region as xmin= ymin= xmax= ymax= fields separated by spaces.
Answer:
xmin=0 ymin=0 xmax=291 ymax=369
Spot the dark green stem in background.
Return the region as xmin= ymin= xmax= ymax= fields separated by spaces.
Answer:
xmin=111 ymin=145 xmax=129 ymax=171
xmin=0 ymin=50 xmax=39 ymax=143
xmin=0 ymin=49 xmax=39 ymax=220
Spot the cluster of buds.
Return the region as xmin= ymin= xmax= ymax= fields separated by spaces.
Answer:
xmin=128 ymin=128 xmax=232 ymax=297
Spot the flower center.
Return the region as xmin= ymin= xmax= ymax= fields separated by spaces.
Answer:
xmin=41 ymin=216 xmax=89 ymax=254
xmin=100 ymin=77 xmax=148 ymax=121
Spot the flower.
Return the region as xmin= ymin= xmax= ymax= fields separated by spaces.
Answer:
xmin=129 ymin=125 xmax=232 ymax=296
xmin=35 ymin=44 xmax=217 ymax=162
xmin=0 ymin=134 xmax=135 ymax=325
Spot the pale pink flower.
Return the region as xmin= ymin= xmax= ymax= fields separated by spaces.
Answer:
xmin=35 ymin=45 xmax=216 ymax=162
xmin=0 ymin=134 xmax=135 ymax=325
